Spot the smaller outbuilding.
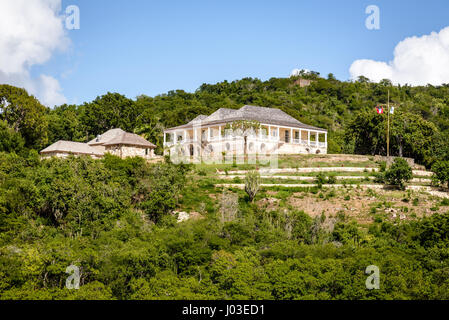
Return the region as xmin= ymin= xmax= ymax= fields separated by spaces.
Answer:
xmin=40 ymin=128 xmax=157 ymax=160
xmin=88 ymin=129 xmax=156 ymax=159
xmin=40 ymin=141 xmax=104 ymax=159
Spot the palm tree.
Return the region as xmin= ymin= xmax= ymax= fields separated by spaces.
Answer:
xmin=134 ymin=120 xmax=164 ymax=154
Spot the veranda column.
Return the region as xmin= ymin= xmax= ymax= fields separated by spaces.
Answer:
xmin=325 ymin=132 xmax=328 ymax=147
xmin=184 ymin=130 xmax=187 ymax=142
xmin=277 ymin=127 xmax=280 ymax=141
xmin=163 ymin=132 xmax=166 ymax=145
xmin=174 ymin=132 xmax=178 ymax=144
xmin=316 ymin=132 xmax=319 ymax=145
xmin=208 ymin=127 xmax=211 ymax=141
xmin=219 ymin=126 xmax=222 ymax=141
xmin=194 ymin=128 xmax=197 ymax=142
xmin=268 ymin=126 xmax=271 ymax=140
xmin=290 ymin=128 xmax=293 ymax=143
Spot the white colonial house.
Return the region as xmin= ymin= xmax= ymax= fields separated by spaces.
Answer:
xmin=163 ymin=105 xmax=327 ymax=156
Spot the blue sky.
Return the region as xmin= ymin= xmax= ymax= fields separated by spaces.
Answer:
xmin=22 ymin=0 xmax=449 ymax=104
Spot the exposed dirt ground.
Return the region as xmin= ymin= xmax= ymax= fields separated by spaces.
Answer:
xmin=257 ymin=188 xmax=448 ymax=225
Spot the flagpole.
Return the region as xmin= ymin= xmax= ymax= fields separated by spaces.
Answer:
xmin=387 ymin=89 xmax=390 ymax=158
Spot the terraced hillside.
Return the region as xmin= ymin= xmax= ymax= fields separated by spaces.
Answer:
xmin=179 ymin=154 xmax=448 ymax=226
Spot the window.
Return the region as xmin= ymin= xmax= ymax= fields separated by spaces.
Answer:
xmin=145 ymin=148 xmax=149 ymax=156
xmin=285 ymin=130 xmax=290 ymax=143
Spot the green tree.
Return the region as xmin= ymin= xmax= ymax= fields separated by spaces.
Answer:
xmin=390 ymin=111 xmax=437 ymax=166
xmin=46 ymin=104 xmax=83 ymax=144
xmin=0 ymin=85 xmax=48 ymax=149
xmin=0 ymin=120 xmax=25 ymax=153
xmin=431 ymin=161 xmax=449 ymax=188
xmin=139 ymin=161 xmax=191 ymax=223
xmin=385 ymin=158 xmax=413 ymax=190
xmin=346 ymin=111 xmax=386 ymax=156
xmin=80 ymin=92 xmax=140 ymax=139
xmin=134 ymin=113 xmax=164 ymax=155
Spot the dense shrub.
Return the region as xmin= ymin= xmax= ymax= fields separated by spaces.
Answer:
xmin=385 ymin=158 xmax=413 ymax=190
xmin=432 ymin=161 xmax=449 ymax=188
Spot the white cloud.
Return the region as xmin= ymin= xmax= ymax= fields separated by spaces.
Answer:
xmin=290 ymin=68 xmax=311 ymax=77
xmin=350 ymin=26 xmax=449 ymax=86
xmin=37 ymin=74 xmax=67 ymax=107
xmin=0 ymin=0 xmax=69 ymax=106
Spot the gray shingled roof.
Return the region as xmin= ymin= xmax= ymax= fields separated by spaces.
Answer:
xmin=102 ymin=132 xmax=156 ymax=148
xmin=88 ymin=129 xmax=156 ymax=148
xmin=40 ymin=141 xmax=104 ymax=156
xmin=187 ymin=115 xmax=208 ymax=125
xmin=166 ymin=105 xmax=327 ymax=132
xmin=88 ymin=128 xmax=126 ymax=146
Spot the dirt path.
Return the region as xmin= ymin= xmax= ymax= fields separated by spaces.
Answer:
xmin=221 ymin=168 xmax=430 ymax=175
xmin=219 ymin=175 xmax=431 ymax=183
xmin=412 ymin=170 xmax=433 ymax=177
xmin=221 ymin=167 xmax=380 ymax=175
xmin=215 ymin=184 xmax=449 ymax=198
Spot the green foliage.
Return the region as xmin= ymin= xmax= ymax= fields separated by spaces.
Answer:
xmin=332 ymin=220 xmax=362 ymax=245
xmin=432 ymin=161 xmax=449 ymax=188
xmin=0 ymin=76 xmax=445 ymax=167
xmin=0 ymin=85 xmax=48 ymax=149
xmin=1 ymin=79 xmax=449 ymax=300
xmin=0 ymin=120 xmax=25 ymax=153
xmin=1 ymin=150 xmax=449 ymax=300
xmin=80 ymin=92 xmax=140 ymax=136
xmin=414 ymin=213 xmax=449 ymax=247
xmin=315 ymin=173 xmax=327 ymax=188
xmin=139 ymin=161 xmax=191 ymax=223
xmin=327 ymin=175 xmax=337 ymax=185
xmin=315 ymin=173 xmax=336 ymax=187
xmin=244 ymin=171 xmax=261 ymax=203
xmin=374 ymin=171 xmax=386 ymax=183
xmin=385 ymin=158 xmax=413 ymax=190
